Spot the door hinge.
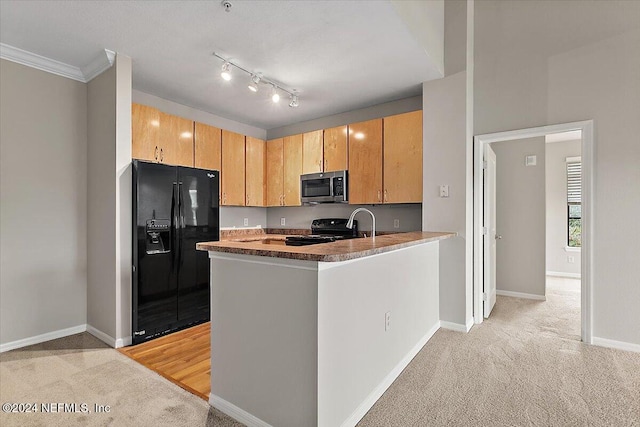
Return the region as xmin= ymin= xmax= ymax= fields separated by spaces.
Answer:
xmin=482 ymin=227 xmax=488 ymax=235
xmin=482 ymin=160 xmax=487 ymax=170
xmin=483 ymin=293 xmax=488 ymax=302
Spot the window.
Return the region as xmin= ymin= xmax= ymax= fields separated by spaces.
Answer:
xmin=567 ymin=158 xmax=581 ymax=247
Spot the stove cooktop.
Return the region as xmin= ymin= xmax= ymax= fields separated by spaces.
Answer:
xmin=284 ymin=218 xmax=358 ymax=246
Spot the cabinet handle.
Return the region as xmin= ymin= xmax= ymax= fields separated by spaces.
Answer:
xmin=281 ymin=194 xmax=284 ymax=206
xmin=384 ymin=189 xmax=388 ymax=202
xmin=160 ymin=148 xmax=164 ymax=162
xmin=154 ymin=146 xmax=158 ymax=161
xmin=377 ymin=190 xmax=381 ymax=202
xmin=223 ymin=192 xmax=226 ymax=205
xmin=246 ymin=195 xmax=249 ymax=206
xmin=324 ymin=159 xmax=327 ymax=171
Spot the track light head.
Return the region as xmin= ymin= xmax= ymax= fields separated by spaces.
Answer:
xmin=248 ymin=74 xmax=260 ymax=92
xmin=271 ymin=85 xmax=280 ymax=103
xmin=221 ymin=62 xmax=232 ymax=81
xmin=289 ymin=94 xmax=299 ymax=108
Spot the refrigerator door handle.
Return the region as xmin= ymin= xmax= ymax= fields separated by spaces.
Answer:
xmin=172 ymin=182 xmax=179 ymax=264
xmin=178 ymin=181 xmax=185 ymax=266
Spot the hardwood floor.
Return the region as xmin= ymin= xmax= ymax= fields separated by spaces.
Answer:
xmin=119 ymin=322 xmax=211 ymax=400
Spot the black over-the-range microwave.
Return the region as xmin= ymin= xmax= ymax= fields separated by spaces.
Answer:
xmin=300 ymin=170 xmax=348 ymax=204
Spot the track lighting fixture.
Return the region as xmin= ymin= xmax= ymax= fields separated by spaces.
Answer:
xmin=289 ymin=94 xmax=299 ymax=108
xmin=213 ymin=52 xmax=300 ymax=108
xmin=220 ymin=62 xmax=232 ymax=81
xmin=248 ymin=74 xmax=260 ymax=92
xmin=271 ymin=85 xmax=280 ymax=103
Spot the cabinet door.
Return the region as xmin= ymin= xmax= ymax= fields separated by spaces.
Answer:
xmin=160 ymin=112 xmax=194 ymax=167
xmin=283 ymin=134 xmax=303 ymax=206
xmin=266 ymin=139 xmax=284 ymax=206
xmin=348 ymin=119 xmax=383 ymax=204
xmin=194 ymin=122 xmax=221 ymax=171
xmin=132 ymin=103 xmax=161 ymax=162
xmin=383 ymin=111 xmax=423 ymax=203
xmin=323 ymin=125 xmax=348 ymax=172
xmin=245 ymin=137 xmax=266 ymax=207
xmin=221 ymin=130 xmax=246 ymax=206
xmin=302 ymin=130 xmax=323 ymax=174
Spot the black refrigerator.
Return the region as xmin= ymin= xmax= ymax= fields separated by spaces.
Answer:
xmin=132 ymin=160 xmax=219 ymax=344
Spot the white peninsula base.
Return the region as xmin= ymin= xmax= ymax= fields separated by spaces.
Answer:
xmin=207 ymin=241 xmax=441 ymax=427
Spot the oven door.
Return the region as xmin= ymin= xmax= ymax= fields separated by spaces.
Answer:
xmin=301 ymin=172 xmax=335 ymax=203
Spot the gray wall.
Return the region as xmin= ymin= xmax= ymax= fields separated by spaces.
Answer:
xmin=267 ymin=96 xmax=422 ymax=139
xmin=87 ymin=55 xmax=133 ymax=346
xmin=422 ymin=71 xmax=469 ymax=327
xmin=221 ymin=207 xmax=267 ymax=229
xmin=492 ymin=138 xmax=546 ymax=297
xmin=0 ymin=59 xmax=87 ymax=346
xmin=133 ymin=90 xmax=267 ymax=140
xmin=475 ymin=1 xmax=640 ymax=344
xmin=546 ymin=139 xmax=582 ymax=276
xmin=266 ymin=204 xmax=422 ymax=233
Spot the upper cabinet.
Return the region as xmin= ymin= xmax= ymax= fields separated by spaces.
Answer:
xmin=160 ymin=112 xmax=194 ymax=167
xmin=383 ymin=110 xmax=423 ymax=203
xmin=132 ymin=103 xmax=194 ymax=167
xmin=266 ymin=135 xmax=303 ymax=207
xmin=283 ymin=134 xmax=303 ymax=206
xmin=132 ymin=103 xmax=161 ymax=162
xmin=245 ymin=137 xmax=266 ymax=207
xmin=194 ymin=122 xmax=221 ymax=171
xmin=323 ymin=125 xmax=348 ymax=172
xmin=302 ymin=130 xmax=323 ymax=174
xmin=221 ymin=130 xmax=245 ymax=206
xmin=348 ymin=119 xmax=383 ymax=204
xmin=266 ymin=138 xmax=284 ymax=206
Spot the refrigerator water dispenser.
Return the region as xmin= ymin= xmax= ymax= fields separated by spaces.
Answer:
xmin=145 ymin=219 xmax=171 ymax=254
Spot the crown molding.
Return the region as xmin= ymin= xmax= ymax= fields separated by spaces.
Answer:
xmin=0 ymin=43 xmax=114 ymax=83
xmin=82 ymin=49 xmax=116 ymax=82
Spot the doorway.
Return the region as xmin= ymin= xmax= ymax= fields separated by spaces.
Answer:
xmin=473 ymin=121 xmax=593 ymax=343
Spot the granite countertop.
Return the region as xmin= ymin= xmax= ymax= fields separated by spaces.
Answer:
xmin=196 ymin=231 xmax=456 ymax=262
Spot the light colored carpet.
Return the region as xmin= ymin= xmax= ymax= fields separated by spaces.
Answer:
xmin=1 ymin=278 xmax=638 ymax=426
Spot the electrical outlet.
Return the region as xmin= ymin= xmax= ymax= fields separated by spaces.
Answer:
xmin=385 ymin=311 xmax=391 ymax=331
xmin=439 ymin=185 xmax=449 ymax=198
xmin=243 ymin=218 xmax=249 ymax=226
xmin=280 ymin=217 xmax=286 ymax=226
xmin=393 ymin=219 xmax=400 ymax=229
xmin=567 ymin=256 xmax=575 ymax=263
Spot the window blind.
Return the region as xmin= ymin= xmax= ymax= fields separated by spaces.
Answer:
xmin=567 ymin=161 xmax=581 ymax=204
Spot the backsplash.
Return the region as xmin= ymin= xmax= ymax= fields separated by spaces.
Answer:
xmin=266 ymin=204 xmax=422 ymax=233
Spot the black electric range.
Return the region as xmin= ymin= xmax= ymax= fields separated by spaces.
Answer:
xmin=285 ymin=218 xmax=358 ymax=246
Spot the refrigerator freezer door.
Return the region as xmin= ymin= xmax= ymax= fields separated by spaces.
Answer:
xmin=176 ymin=166 xmax=220 ymax=323
xmin=132 ymin=161 xmax=178 ymax=343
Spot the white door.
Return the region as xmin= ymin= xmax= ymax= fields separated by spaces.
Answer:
xmin=484 ymin=144 xmax=497 ymax=318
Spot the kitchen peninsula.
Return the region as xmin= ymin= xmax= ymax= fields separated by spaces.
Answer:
xmin=197 ymin=231 xmax=454 ymax=427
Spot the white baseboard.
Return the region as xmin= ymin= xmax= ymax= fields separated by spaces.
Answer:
xmin=209 ymin=394 xmax=273 ymax=427
xmin=116 ymin=336 xmax=132 ymax=348
xmin=341 ymin=321 xmax=441 ymax=427
xmin=592 ymin=337 xmax=640 ymax=353
xmin=86 ymin=324 xmax=117 ymax=348
xmin=496 ymin=290 xmax=546 ymax=301
xmin=546 ymin=271 xmax=581 ymax=279
xmin=0 ymin=324 xmax=87 ymax=353
xmin=440 ymin=319 xmax=473 ymax=333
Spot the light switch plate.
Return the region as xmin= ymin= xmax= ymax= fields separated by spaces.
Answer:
xmin=525 ymin=155 xmax=537 ymax=166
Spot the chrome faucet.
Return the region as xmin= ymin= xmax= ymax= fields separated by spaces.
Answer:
xmin=346 ymin=208 xmax=376 ymax=238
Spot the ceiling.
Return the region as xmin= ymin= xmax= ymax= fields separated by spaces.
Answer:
xmin=0 ymin=0 xmax=443 ymax=130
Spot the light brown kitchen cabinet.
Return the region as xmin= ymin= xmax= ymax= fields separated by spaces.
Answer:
xmin=302 ymin=130 xmax=323 ymax=174
xmin=132 ymin=103 xmax=194 ymax=167
xmin=160 ymin=113 xmax=194 ymax=167
xmin=323 ymin=125 xmax=348 ymax=172
xmin=266 ymin=138 xmax=284 ymax=206
xmin=132 ymin=103 xmax=161 ymax=162
xmin=245 ymin=137 xmax=266 ymax=207
xmin=383 ymin=110 xmax=423 ymax=203
xmin=283 ymin=134 xmax=303 ymax=206
xmin=221 ymin=130 xmax=245 ymax=206
xmin=348 ymin=119 xmax=383 ymax=204
xmin=194 ymin=122 xmax=221 ymax=171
